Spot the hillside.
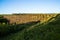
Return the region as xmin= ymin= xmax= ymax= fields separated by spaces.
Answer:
xmin=3 ymin=14 xmax=57 ymax=24
xmin=0 ymin=14 xmax=60 ymax=40
xmin=24 ymin=14 xmax=60 ymax=40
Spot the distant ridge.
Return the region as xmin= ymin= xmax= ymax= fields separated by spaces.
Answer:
xmin=3 ymin=14 xmax=57 ymax=24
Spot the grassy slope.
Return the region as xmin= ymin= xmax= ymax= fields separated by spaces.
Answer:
xmin=0 ymin=14 xmax=60 ymax=40
xmin=24 ymin=14 xmax=60 ymax=40
xmin=0 ymin=21 xmax=39 ymax=40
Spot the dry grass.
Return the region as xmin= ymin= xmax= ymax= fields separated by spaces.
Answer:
xmin=3 ymin=14 xmax=57 ymax=24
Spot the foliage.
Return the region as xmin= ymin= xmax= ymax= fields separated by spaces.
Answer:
xmin=0 ymin=15 xmax=9 ymax=24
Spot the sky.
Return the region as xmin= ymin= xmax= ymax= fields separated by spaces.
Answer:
xmin=0 ymin=0 xmax=60 ymax=14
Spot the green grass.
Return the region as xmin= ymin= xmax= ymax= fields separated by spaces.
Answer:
xmin=24 ymin=14 xmax=60 ymax=40
xmin=0 ymin=21 xmax=39 ymax=40
xmin=0 ymin=14 xmax=60 ymax=40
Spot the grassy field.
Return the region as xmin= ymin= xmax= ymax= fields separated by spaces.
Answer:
xmin=0 ymin=14 xmax=60 ymax=40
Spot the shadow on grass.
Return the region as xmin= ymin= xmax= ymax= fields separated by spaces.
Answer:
xmin=0 ymin=21 xmax=40 ymax=37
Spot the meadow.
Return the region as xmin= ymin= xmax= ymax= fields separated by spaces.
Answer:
xmin=0 ymin=14 xmax=60 ymax=40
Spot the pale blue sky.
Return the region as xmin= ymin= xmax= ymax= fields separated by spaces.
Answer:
xmin=0 ymin=0 xmax=60 ymax=14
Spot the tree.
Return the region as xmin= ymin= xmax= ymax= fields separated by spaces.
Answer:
xmin=0 ymin=16 xmax=10 ymax=24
